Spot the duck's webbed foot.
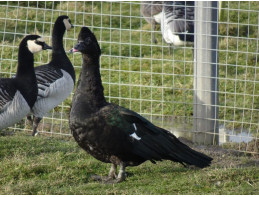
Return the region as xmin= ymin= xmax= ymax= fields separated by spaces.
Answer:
xmin=91 ymin=162 xmax=126 ymax=184
xmin=90 ymin=163 xmax=117 ymax=182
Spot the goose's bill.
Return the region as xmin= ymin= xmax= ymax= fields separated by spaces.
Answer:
xmin=43 ymin=43 xmax=52 ymax=50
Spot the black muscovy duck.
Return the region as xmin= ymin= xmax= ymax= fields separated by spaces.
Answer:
xmin=69 ymin=27 xmax=212 ymax=183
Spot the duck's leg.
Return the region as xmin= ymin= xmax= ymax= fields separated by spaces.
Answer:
xmin=91 ymin=162 xmax=126 ymax=184
xmin=114 ymin=162 xmax=126 ymax=183
xmin=169 ymin=44 xmax=173 ymax=55
xmin=32 ymin=116 xmax=41 ymax=136
xmin=151 ymin=20 xmax=157 ymax=44
xmin=108 ymin=163 xmax=118 ymax=179
xmin=104 ymin=162 xmax=126 ymax=184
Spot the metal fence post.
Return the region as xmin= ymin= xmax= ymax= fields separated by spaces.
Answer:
xmin=193 ymin=1 xmax=219 ymax=145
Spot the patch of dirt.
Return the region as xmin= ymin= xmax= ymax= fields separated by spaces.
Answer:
xmin=178 ymin=137 xmax=259 ymax=169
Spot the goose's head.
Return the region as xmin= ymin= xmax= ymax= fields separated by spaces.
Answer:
xmin=25 ymin=35 xmax=52 ymax=54
xmin=69 ymin=27 xmax=101 ymax=58
xmin=56 ymin=15 xmax=73 ymax=31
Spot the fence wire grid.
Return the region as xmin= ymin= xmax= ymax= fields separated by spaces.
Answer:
xmin=0 ymin=1 xmax=258 ymax=155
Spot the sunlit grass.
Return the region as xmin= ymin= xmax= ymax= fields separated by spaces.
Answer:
xmin=0 ymin=133 xmax=258 ymax=195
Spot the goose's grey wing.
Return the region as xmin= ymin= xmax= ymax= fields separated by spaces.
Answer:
xmin=34 ymin=64 xmax=63 ymax=98
xmin=0 ymin=79 xmax=16 ymax=112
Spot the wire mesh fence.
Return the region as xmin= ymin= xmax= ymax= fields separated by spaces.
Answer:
xmin=0 ymin=1 xmax=258 ymax=155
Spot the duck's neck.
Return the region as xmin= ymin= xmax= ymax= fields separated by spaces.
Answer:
xmin=77 ymin=54 xmax=106 ymax=110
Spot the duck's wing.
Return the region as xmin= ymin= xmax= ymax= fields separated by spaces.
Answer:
xmin=34 ymin=64 xmax=63 ymax=98
xmin=114 ymin=106 xmax=212 ymax=167
xmin=0 ymin=79 xmax=16 ymax=112
xmin=111 ymin=106 xmax=179 ymax=163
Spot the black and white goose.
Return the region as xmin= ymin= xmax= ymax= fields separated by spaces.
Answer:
xmin=161 ymin=1 xmax=194 ymax=46
xmin=27 ymin=15 xmax=75 ymax=136
xmin=140 ymin=1 xmax=163 ymax=44
xmin=69 ymin=27 xmax=212 ymax=183
xmin=0 ymin=35 xmax=51 ymax=130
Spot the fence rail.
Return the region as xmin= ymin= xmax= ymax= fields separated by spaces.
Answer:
xmin=0 ymin=1 xmax=258 ymax=155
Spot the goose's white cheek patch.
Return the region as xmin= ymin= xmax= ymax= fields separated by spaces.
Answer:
xmin=63 ymin=19 xmax=72 ymax=30
xmin=27 ymin=40 xmax=42 ymax=53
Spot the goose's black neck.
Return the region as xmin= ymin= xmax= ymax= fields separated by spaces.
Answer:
xmin=77 ymin=54 xmax=106 ymax=111
xmin=16 ymin=40 xmax=38 ymax=108
xmin=16 ymin=42 xmax=34 ymax=78
xmin=50 ymin=20 xmax=75 ymax=82
xmin=52 ymin=22 xmax=66 ymax=56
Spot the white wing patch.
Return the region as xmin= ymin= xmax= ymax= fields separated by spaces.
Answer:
xmin=130 ymin=123 xmax=141 ymax=140
xmin=133 ymin=123 xmax=137 ymax=131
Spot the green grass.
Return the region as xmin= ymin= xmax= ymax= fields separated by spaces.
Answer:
xmin=0 ymin=1 xmax=258 ymax=134
xmin=0 ymin=132 xmax=258 ymax=195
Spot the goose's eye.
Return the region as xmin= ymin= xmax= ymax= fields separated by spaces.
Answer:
xmin=35 ymin=40 xmax=43 ymax=46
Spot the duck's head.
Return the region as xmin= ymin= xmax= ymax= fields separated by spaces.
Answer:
xmin=55 ymin=15 xmax=73 ymax=31
xmin=69 ymin=27 xmax=101 ymax=58
xmin=24 ymin=35 xmax=52 ymax=53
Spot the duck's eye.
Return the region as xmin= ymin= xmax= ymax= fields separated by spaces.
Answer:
xmin=85 ymin=37 xmax=92 ymax=44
